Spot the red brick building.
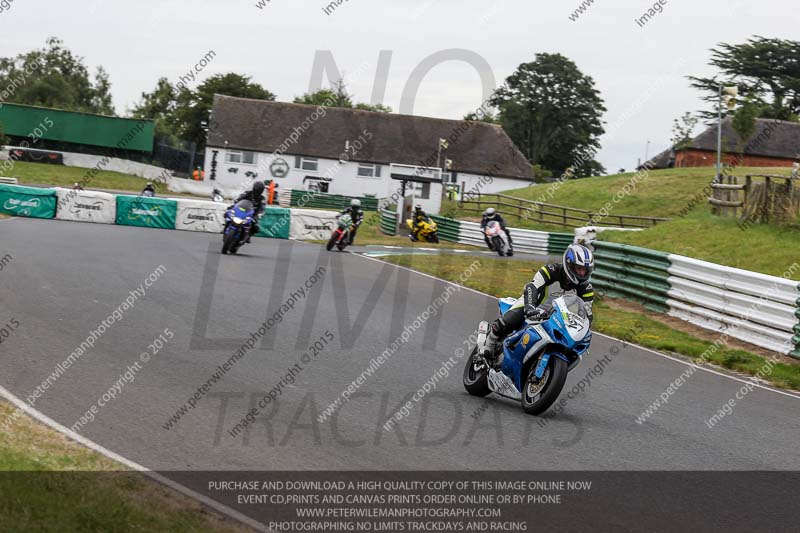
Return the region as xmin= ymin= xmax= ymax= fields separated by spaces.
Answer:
xmin=647 ymin=118 xmax=800 ymax=169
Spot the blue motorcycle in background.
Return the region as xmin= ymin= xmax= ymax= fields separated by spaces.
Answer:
xmin=221 ymin=199 xmax=255 ymax=255
xmin=464 ymin=294 xmax=592 ymax=415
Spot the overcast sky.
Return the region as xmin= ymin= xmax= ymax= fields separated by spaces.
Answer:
xmin=2 ymin=0 xmax=797 ymax=172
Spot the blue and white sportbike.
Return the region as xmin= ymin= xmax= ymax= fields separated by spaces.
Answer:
xmin=221 ymin=199 xmax=255 ymax=255
xmin=463 ymin=294 xmax=592 ymax=415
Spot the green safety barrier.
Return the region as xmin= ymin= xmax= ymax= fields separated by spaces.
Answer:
xmin=547 ymin=232 xmax=574 ymax=255
xmin=256 ymin=206 xmax=291 ymax=239
xmin=379 ymin=209 xmax=397 ymax=236
xmin=429 ymin=215 xmax=461 ymax=242
xmin=0 ymin=184 xmax=57 ymax=219
xmin=290 ymin=190 xmax=378 ymax=211
xmin=592 ymin=241 xmax=671 ymax=313
xmin=115 ymin=196 xmax=177 ymax=229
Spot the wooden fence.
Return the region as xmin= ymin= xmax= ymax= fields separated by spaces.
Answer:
xmin=709 ymin=174 xmax=800 ymax=224
xmin=458 ymin=193 xmax=668 ymax=229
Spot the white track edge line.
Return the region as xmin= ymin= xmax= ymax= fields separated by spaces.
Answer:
xmin=355 ymin=253 xmax=800 ymax=401
xmin=0 ymin=384 xmax=268 ymax=532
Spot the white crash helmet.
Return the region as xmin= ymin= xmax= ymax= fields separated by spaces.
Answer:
xmin=351 ymin=199 xmax=361 ymax=207
xmin=484 ymin=207 xmax=497 ymax=219
xmin=563 ymin=244 xmax=594 ymax=284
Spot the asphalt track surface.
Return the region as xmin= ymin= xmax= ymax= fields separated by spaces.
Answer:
xmin=2 ymin=217 xmax=800 ymax=530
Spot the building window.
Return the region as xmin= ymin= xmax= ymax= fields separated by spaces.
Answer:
xmin=226 ymin=150 xmax=257 ymax=165
xmin=295 ymin=156 xmax=319 ymax=172
xmin=410 ymin=182 xmax=431 ymax=200
xmin=357 ymin=163 xmax=382 ymax=178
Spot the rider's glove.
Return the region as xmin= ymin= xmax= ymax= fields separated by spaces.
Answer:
xmin=525 ymin=306 xmax=548 ymax=322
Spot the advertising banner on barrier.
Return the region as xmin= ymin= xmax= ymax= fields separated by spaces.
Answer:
xmin=55 ymin=188 xmax=116 ymax=224
xmin=256 ymin=206 xmax=291 ymax=239
xmin=175 ymin=199 xmax=227 ymax=233
xmin=115 ymin=195 xmax=178 ymax=229
xmin=0 ymin=184 xmax=57 ymax=219
xmin=289 ymin=208 xmax=338 ymax=240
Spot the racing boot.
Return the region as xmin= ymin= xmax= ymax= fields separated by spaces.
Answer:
xmin=477 ymin=321 xmax=503 ymax=369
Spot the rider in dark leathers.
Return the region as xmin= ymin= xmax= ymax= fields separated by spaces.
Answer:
xmin=339 ymin=199 xmax=365 ymax=244
xmin=409 ymin=204 xmax=430 ymax=242
xmin=479 ymin=244 xmax=595 ymax=366
xmin=233 ymin=181 xmax=266 ymax=242
xmin=480 ymin=207 xmax=513 ymax=252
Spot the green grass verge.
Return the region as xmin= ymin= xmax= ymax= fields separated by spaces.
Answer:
xmin=378 ymin=254 xmax=800 ymax=390
xmin=600 ymin=211 xmax=800 ymax=279
xmin=0 ymin=401 xmax=245 ymax=532
xmin=6 ymin=161 xmax=164 ymax=193
xmin=443 ymin=166 xmax=800 ymax=279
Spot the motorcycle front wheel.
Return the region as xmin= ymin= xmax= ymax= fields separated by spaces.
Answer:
xmin=492 ymin=236 xmax=505 ymax=256
xmin=463 ymin=347 xmax=491 ymax=397
xmin=326 ymin=234 xmax=337 ymax=251
xmin=222 ymin=232 xmax=238 ymax=254
xmin=520 ymin=356 xmax=568 ymax=415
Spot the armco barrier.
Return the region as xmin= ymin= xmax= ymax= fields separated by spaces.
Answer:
xmin=116 ymin=196 xmax=177 ymax=229
xmin=429 ymin=215 xmax=460 ymax=242
xmin=289 ymin=190 xmax=378 ymax=211
xmin=55 ymin=188 xmax=116 ymax=224
xmin=290 ymin=208 xmax=337 ymax=240
xmin=256 ymin=206 xmax=291 ymax=239
xmin=0 ymin=183 xmax=57 ymax=219
xmin=383 ymin=213 xmax=572 ymax=255
xmin=592 ymin=242 xmax=671 ymax=313
xmin=793 ymin=290 xmax=800 ymax=359
xmin=666 ymin=255 xmax=798 ymax=355
xmin=548 ymin=232 xmax=574 ymax=255
xmin=174 ymin=198 xmax=227 ymax=233
xmin=593 ymin=240 xmax=800 ymax=356
xmin=379 ymin=208 xmax=398 ymax=236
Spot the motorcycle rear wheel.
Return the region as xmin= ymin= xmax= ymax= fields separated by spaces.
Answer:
xmin=463 ymin=347 xmax=491 ymax=397
xmin=521 ymin=357 xmax=568 ymax=415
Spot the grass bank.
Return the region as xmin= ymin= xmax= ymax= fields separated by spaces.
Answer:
xmin=5 ymin=161 xmax=161 ymax=193
xmin=443 ymin=166 xmax=800 ymax=278
xmin=378 ymin=254 xmax=800 ymax=390
xmin=0 ymin=401 xmax=246 ymax=532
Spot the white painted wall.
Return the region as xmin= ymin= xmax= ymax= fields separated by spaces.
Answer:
xmin=203 ymin=146 xmax=532 ymax=212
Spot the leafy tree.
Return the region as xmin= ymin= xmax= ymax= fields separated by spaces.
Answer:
xmin=491 ymin=53 xmax=606 ymax=178
xmin=294 ymin=88 xmax=350 ymax=108
xmin=731 ymin=99 xmax=763 ymax=149
xmin=463 ymin=111 xmax=498 ymax=123
xmin=354 ymin=102 xmax=392 ymax=113
xmin=130 ymin=77 xmax=178 ymax=140
xmin=670 ymin=112 xmax=699 ymax=150
xmin=172 ymin=73 xmax=275 ymax=147
xmin=295 ymin=78 xmax=391 ymax=112
xmin=0 ymin=37 xmax=114 ymax=114
xmin=688 ymin=36 xmax=800 ymax=121
xmin=531 ymin=164 xmax=552 ymax=183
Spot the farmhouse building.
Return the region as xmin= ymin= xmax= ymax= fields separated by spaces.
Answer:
xmin=647 ymin=118 xmax=800 ymax=169
xmin=203 ymin=95 xmax=533 ymax=213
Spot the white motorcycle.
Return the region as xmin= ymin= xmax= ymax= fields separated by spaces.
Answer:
xmin=485 ymin=220 xmax=513 ymax=256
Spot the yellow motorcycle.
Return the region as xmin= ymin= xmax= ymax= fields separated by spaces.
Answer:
xmin=406 ymin=218 xmax=440 ymax=243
